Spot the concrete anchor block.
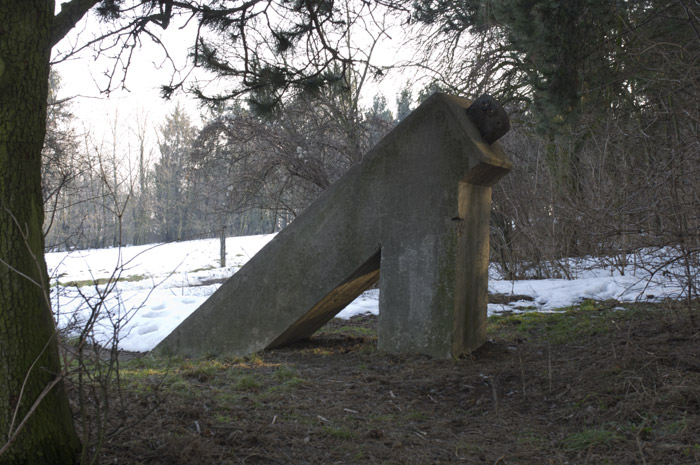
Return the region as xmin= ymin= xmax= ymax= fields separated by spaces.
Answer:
xmin=156 ymin=92 xmax=512 ymax=359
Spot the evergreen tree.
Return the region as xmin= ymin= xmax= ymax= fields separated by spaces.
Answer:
xmin=152 ymin=104 xmax=197 ymax=242
xmin=416 ymin=81 xmax=447 ymax=104
xmin=364 ymin=93 xmax=395 ymax=147
xmin=395 ymin=86 xmax=413 ymax=123
xmin=367 ymin=93 xmax=393 ymax=122
xmin=131 ymin=114 xmax=154 ymax=246
xmin=42 ymin=69 xmax=82 ymax=250
xmin=412 ymin=0 xmax=697 ymax=132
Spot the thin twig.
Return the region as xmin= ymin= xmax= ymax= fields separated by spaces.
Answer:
xmin=0 ymin=375 xmax=63 ymax=456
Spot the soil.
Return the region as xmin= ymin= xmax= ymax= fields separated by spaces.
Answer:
xmin=73 ymin=301 xmax=700 ymax=464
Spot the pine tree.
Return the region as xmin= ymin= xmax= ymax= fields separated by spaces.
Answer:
xmin=395 ymin=87 xmax=413 ymax=123
xmin=411 ymin=0 xmax=672 ymax=131
xmin=152 ymin=105 xmax=197 ymax=242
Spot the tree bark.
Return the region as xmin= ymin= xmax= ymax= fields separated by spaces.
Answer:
xmin=0 ymin=1 xmax=81 ymax=463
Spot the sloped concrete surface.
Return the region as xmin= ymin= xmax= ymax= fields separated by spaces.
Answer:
xmin=156 ymin=93 xmax=511 ymax=358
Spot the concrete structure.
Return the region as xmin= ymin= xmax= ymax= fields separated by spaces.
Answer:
xmin=156 ymin=93 xmax=512 ymax=358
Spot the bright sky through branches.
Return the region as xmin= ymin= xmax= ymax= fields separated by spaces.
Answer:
xmin=50 ymin=2 xmax=420 ymax=145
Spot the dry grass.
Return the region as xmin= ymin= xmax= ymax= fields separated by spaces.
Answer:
xmin=71 ymin=302 xmax=700 ymax=464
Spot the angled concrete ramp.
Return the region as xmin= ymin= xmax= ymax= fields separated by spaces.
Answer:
xmin=157 ymin=93 xmax=512 ymax=358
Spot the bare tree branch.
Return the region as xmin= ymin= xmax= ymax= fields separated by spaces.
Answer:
xmin=51 ymin=0 xmax=102 ymax=47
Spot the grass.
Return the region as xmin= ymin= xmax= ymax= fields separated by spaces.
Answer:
xmin=247 ymin=352 xmax=264 ymax=366
xmin=57 ymin=274 xmax=147 ymax=287
xmin=167 ymin=379 xmax=193 ymax=394
xmin=403 ymin=411 xmax=428 ymax=422
xmin=487 ymin=299 xmax=634 ymax=344
xmin=321 ymin=426 xmax=358 ymax=440
xmin=683 ymin=444 xmax=700 ymax=458
xmin=179 ymin=359 xmax=228 ymax=381
xmin=455 ymin=442 xmax=485 ymax=457
xmin=273 ymin=365 xmax=298 ymax=381
xmin=118 ymin=354 xmax=308 ymax=400
xmin=369 ymin=414 xmax=395 ymax=423
xmin=235 ymin=374 xmax=262 ymax=391
xmin=561 ymin=428 xmax=622 ymax=450
xmin=189 ymin=265 xmax=215 ymax=273
xmin=320 ymin=325 xmax=376 ymax=338
xmin=664 ymin=418 xmax=689 ymax=435
xmin=81 ymin=300 xmax=700 ymax=464
xmin=516 ymin=429 xmax=548 ymax=448
xmin=214 ymin=413 xmax=234 ymax=424
xmin=214 ymin=390 xmax=241 ymax=405
xmin=114 ymin=300 xmax=649 ymax=400
xmin=267 ymin=366 xmax=308 ymax=392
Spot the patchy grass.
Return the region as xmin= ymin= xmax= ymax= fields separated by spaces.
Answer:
xmin=57 ymin=274 xmax=148 ymax=288
xmin=321 ymin=425 xmax=359 ymax=440
xmin=83 ymin=301 xmax=700 ymax=465
xmin=234 ymin=374 xmax=262 ymax=391
xmin=488 ymin=299 xmax=636 ymax=344
xmin=189 ymin=265 xmax=216 ymax=273
xmin=179 ymin=359 xmax=228 ymax=381
xmin=321 ymin=324 xmax=376 ymax=338
xmin=562 ymin=427 xmax=622 ymax=450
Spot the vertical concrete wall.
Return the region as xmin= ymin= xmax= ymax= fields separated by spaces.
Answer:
xmin=156 ymin=93 xmax=512 ymax=358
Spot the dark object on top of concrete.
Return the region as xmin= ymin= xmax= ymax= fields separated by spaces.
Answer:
xmin=466 ymin=94 xmax=510 ymax=144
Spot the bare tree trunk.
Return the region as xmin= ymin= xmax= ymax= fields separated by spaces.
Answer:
xmin=0 ymin=1 xmax=81 ymax=463
xmin=220 ymin=226 xmax=227 ymax=268
xmin=133 ymin=115 xmax=151 ymax=245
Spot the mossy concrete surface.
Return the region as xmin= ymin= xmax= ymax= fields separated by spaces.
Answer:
xmin=156 ymin=92 xmax=512 ymax=358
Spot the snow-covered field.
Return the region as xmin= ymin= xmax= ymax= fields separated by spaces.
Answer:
xmin=47 ymin=234 xmax=688 ymax=353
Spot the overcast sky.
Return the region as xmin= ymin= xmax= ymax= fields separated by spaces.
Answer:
xmin=51 ymin=5 xmax=419 ymax=148
xmin=51 ymin=6 xmax=200 ymax=142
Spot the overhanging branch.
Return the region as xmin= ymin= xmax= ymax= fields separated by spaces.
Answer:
xmin=51 ymin=0 xmax=102 ymax=47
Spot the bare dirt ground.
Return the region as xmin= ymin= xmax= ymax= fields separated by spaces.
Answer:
xmin=74 ymin=300 xmax=700 ymax=464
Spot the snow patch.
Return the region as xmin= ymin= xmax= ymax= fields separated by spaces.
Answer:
xmin=48 ymin=235 xmax=693 ymax=352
